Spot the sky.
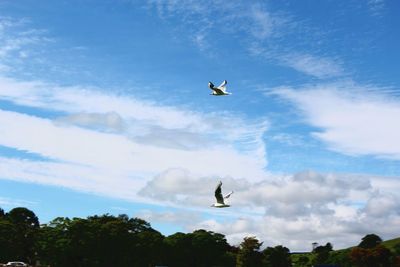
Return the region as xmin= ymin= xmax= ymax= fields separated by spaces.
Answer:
xmin=0 ymin=0 xmax=399 ymax=251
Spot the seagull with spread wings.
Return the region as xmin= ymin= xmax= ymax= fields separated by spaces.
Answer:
xmin=208 ymin=80 xmax=231 ymax=96
xmin=211 ymin=181 xmax=233 ymax=208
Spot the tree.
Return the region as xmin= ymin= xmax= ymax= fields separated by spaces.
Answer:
xmin=358 ymin=234 xmax=382 ymax=249
xmin=296 ymin=255 xmax=310 ymax=267
xmin=0 ymin=219 xmax=18 ymax=262
xmin=350 ymin=245 xmax=392 ymax=267
xmin=164 ymin=232 xmax=195 ymax=267
xmin=6 ymin=207 xmax=40 ymax=264
xmin=191 ymin=229 xmax=231 ymax=267
xmin=313 ymin=242 xmax=333 ymax=264
xmin=236 ymin=236 xmax=263 ymax=267
xmin=263 ymin=245 xmax=291 ymax=267
xmin=36 ymin=217 xmax=72 ymax=267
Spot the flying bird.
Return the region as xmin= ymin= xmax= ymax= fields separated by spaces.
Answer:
xmin=208 ymin=80 xmax=231 ymax=96
xmin=211 ymin=181 xmax=233 ymax=208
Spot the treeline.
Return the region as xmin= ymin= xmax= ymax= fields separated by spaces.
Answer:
xmin=0 ymin=207 xmax=399 ymax=267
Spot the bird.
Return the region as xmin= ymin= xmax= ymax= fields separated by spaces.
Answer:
xmin=208 ymin=80 xmax=231 ymax=96
xmin=211 ymin=181 xmax=233 ymax=208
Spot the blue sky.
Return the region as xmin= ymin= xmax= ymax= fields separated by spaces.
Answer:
xmin=1 ymin=0 xmax=400 ymax=251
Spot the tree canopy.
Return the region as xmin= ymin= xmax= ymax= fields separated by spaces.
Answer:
xmin=0 ymin=207 xmax=399 ymax=267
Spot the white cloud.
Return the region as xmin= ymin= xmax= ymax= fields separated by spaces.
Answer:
xmin=0 ymin=196 xmax=37 ymax=207
xmin=55 ymin=112 xmax=125 ymax=132
xmin=272 ymin=82 xmax=400 ymax=159
xmin=364 ymin=193 xmax=399 ymax=217
xmin=138 ymin=168 xmax=400 ymax=250
xmin=136 ymin=209 xmax=201 ymax=225
xmin=0 ymin=74 xmax=268 ymax=205
xmin=147 ymin=0 xmax=286 ymax=47
xmin=147 ymin=1 xmax=344 ymax=80
xmin=279 ymin=53 xmax=344 ymax=79
xmin=140 ymin=169 xmax=372 ymax=217
xmin=0 ymin=17 xmax=50 ymax=67
xmin=368 ymin=0 xmax=385 ymax=16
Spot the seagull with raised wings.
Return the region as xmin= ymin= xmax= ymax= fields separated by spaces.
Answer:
xmin=211 ymin=181 xmax=233 ymax=208
xmin=208 ymin=80 xmax=231 ymax=96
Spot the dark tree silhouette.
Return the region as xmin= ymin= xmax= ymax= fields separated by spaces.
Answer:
xmin=313 ymin=242 xmax=333 ymax=264
xmin=0 ymin=219 xmax=18 ymax=262
xmin=350 ymin=245 xmax=392 ymax=267
xmin=358 ymin=233 xmax=383 ymax=249
xmin=4 ymin=207 xmax=40 ymax=264
xmin=263 ymin=245 xmax=292 ymax=267
xmin=236 ymin=236 xmax=263 ymax=267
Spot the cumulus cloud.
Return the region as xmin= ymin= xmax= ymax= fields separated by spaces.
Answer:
xmin=137 ymin=168 xmax=400 ymax=250
xmin=140 ymin=168 xmax=372 ymax=218
xmin=272 ymin=82 xmax=400 ymax=159
xmin=138 ymin=168 xmax=249 ymax=207
xmin=363 ymin=193 xmax=399 ymax=217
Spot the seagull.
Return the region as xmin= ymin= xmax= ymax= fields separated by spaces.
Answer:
xmin=211 ymin=181 xmax=233 ymax=208
xmin=208 ymin=80 xmax=231 ymax=96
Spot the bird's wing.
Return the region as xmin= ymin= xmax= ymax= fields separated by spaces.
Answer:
xmin=224 ymin=191 xmax=233 ymax=199
xmin=217 ymin=80 xmax=227 ymax=92
xmin=208 ymin=82 xmax=214 ymax=90
xmin=218 ymin=80 xmax=227 ymax=88
xmin=214 ymin=181 xmax=224 ymax=204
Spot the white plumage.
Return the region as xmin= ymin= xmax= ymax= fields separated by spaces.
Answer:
xmin=211 ymin=181 xmax=233 ymax=208
xmin=208 ymin=80 xmax=231 ymax=96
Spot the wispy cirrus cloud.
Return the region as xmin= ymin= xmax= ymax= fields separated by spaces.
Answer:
xmin=271 ymin=81 xmax=400 ymax=159
xmin=147 ymin=0 xmax=288 ymax=49
xmin=0 ymin=196 xmax=37 ymax=207
xmin=278 ymin=53 xmax=344 ymax=79
xmin=368 ymin=0 xmax=386 ymax=16
xmin=147 ymin=0 xmax=346 ymax=80
xmin=0 ymin=17 xmax=51 ymax=67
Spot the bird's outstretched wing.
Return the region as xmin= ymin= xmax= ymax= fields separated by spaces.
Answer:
xmin=218 ymin=80 xmax=227 ymax=88
xmin=224 ymin=191 xmax=233 ymax=199
xmin=217 ymin=80 xmax=227 ymax=92
xmin=214 ymin=181 xmax=224 ymax=204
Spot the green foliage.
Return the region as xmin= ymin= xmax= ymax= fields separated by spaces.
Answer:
xmin=263 ymin=245 xmax=291 ymax=267
xmin=326 ymin=249 xmax=352 ymax=267
xmin=236 ymin=236 xmax=263 ymax=267
xmin=0 ymin=219 xmax=18 ymax=262
xmin=164 ymin=230 xmax=233 ymax=267
xmin=36 ymin=214 xmax=165 ymax=267
xmin=2 ymin=207 xmax=400 ymax=267
xmin=313 ymin=242 xmax=333 ymax=265
xmin=0 ymin=207 xmax=40 ymax=264
xmin=381 ymin=237 xmax=400 ymax=253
